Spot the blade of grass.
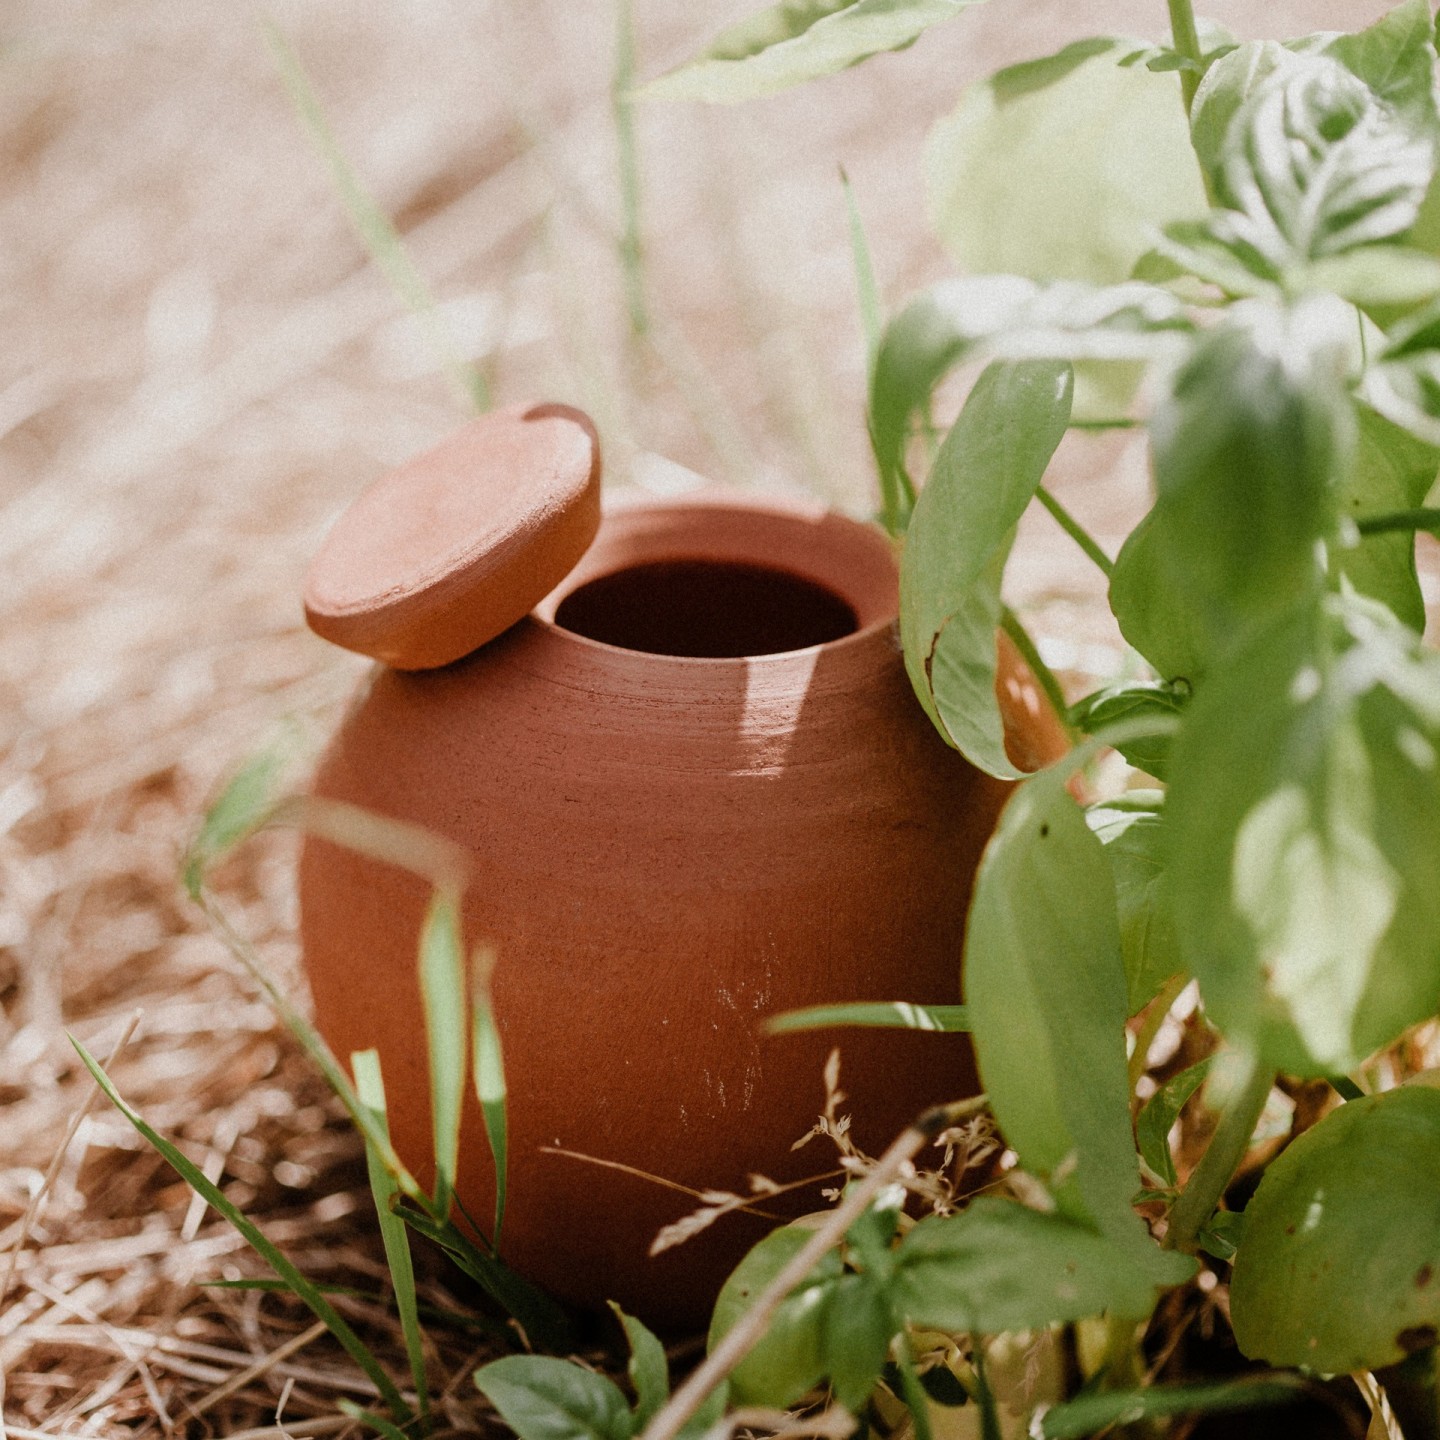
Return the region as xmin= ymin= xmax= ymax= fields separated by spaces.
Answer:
xmin=263 ymin=18 xmax=489 ymax=413
xmin=336 ymin=1399 xmax=410 ymax=1440
xmin=353 ymin=1050 xmax=430 ymax=1425
xmin=765 ymin=1002 xmax=969 ymax=1035
xmin=471 ymin=946 xmax=509 ymax=1249
xmin=391 ymin=1202 xmax=574 ymax=1354
xmin=613 ymin=0 xmax=648 ymax=337
xmin=200 ymin=1279 xmax=372 ymax=1297
xmin=418 ymin=892 xmax=468 ymax=1220
xmin=69 ymin=1036 xmax=411 ymax=1424
xmin=194 ymin=890 xmax=425 ymax=1204
xmin=840 ymin=167 xmax=881 ymax=382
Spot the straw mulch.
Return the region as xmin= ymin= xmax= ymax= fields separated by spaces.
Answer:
xmin=0 ymin=0 xmax=1423 ymax=1435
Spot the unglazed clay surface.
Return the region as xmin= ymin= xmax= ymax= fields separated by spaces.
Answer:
xmin=299 ymin=493 xmax=1061 ymax=1330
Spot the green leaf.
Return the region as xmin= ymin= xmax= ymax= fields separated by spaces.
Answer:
xmin=610 ymin=1305 xmax=669 ymax=1429
xmin=352 ymin=1050 xmax=429 ymax=1423
xmin=1303 ymin=247 xmax=1440 ymax=314
xmin=1314 ymin=0 xmax=1440 ymax=138
xmin=963 ymin=765 xmax=1192 ymax=1291
xmin=472 ymin=945 xmax=509 ymax=1248
xmin=709 ymin=1225 xmax=844 ymax=1409
xmin=1231 ymin=1085 xmax=1440 ymax=1372
xmin=1145 ymin=221 xmax=1278 ymax=298
xmin=418 ymin=890 xmax=467 ymax=1219
xmin=1167 ymin=593 xmax=1440 ymax=1075
xmin=1196 ymin=1207 xmax=1246 ymax=1261
xmin=1036 ymin=1374 xmax=1311 ymax=1439
xmin=869 ymin=277 xmax=1187 ymax=505
xmin=1136 ymin=1058 xmax=1212 ymax=1187
xmin=1110 ymin=299 xmax=1354 ymax=679
xmin=1189 ymin=42 xmax=1304 ymax=191
xmin=894 ymin=1199 xmax=1161 ymax=1331
xmin=1070 ymin=683 xmax=1188 ymax=782
xmin=766 ymin=1000 xmax=969 ymax=1034
xmin=474 ymin=1356 xmax=635 ymax=1440
xmin=639 ymin=0 xmax=984 ymax=104
xmin=899 ymin=361 xmax=1073 ymax=778
xmin=1085 ymin=791 xmax=1184 ymax=1015
xmin=821 ymin=1272 xmax=897 ymax=1412
xmin=70 ymin=1036 xmax=411 ymax=1422
xmin=1199 ymin=53 xmax=1435 ymax=274
xmin=1333 ymin=405 xmax=1433 ymax=631
xmin=925 ymin=38 xmax=1206 ymax=286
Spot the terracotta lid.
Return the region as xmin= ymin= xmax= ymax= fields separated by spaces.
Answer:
xmin=303 ymin=403 xmax=602 ymax=670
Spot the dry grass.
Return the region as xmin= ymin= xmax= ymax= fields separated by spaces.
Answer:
xmin=0 ymin=0 xmax=1427 ymax=1434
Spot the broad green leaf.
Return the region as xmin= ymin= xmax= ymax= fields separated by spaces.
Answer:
xmin=1332 ymin=405 xmax=1432 ymax=631
xmin=766 ymin=1000 xmax=969 ymax=1034
xmin=639 ymin=0 xmax=983 ymax=104
xmin=474 ymin=1356 xmax=635 ymax=1440
xmin=893 ymin=1199 xmax=1160 ymax=1331
xmin=1303 ymin=247 xmax=1440 ymax=314
xmin=1143 ymin=221 xmax=1277 ymax=298
xmin=1135 ymin=1058 xmax=1212 ymax=1187
xmin=1110 ymin=299 xmax=1353 ymax=679
xmin=418 ymin=891 xmax=467 ymax=1219
xmin=1196 ymin=1207 xmax=1246 ymax=1261
xmin=964 ymin=765 xmax=1192 ymax=1290
xmin=1036 ymin=1375 xmax=1310 ymax=1439
xmin=1085 ymin=791 xmax=1183 ymax=1015
xmin=353 ymin=1050 xmax=429 ymax=1422
xmin=1201 ymin=54 xmax=1435 ymax=275
xmin=1231 ymin=1085 xmax=1440 ymax=1371
xmin=1167 ymin=594 xmax=1440 ymax=1075
xmin=869 ymin=277 xmax=1187 ymax=502
xmin=925 ymin=38 xmax=1206 ymax=286
xmin=821 ymin=1273 xmax=897 ymax=1412
xmin=1070 ymin=683 xmax=1188 ymax=782
xmin=610 ymin=1306 xmax=668 ymax=1430
xmin=709 ymin=1225 xmax=844 ymax=1408
xmin=1189 ymin=42 xmax=1304 ymax=190
xmin=899 ymin=361 xmax=1073 ymax=778
xmin=71 ymin=1037 xmax=411 ymax=1422
xmin=472 ymin=945 xmax=509 ymax=1247
xmin=1311 ymin=0 xmax=1440 ymax=138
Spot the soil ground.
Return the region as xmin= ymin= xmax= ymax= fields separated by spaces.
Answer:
xmin=0 ymin=1 xmax=1426 ymax=1435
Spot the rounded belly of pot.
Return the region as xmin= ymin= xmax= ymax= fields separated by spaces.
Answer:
xmin=298 ymin=620 xmax=1008 ymax=1331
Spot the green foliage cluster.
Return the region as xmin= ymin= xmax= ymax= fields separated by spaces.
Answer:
xmin=88 ymin=2 xmax=1440 ymax=1437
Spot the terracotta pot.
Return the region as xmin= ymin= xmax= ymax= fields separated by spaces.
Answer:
xmin=298 ymin=412 xmax=1066 ymax=1332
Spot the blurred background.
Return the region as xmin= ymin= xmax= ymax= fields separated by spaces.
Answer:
xmin=0 ymin=0 xmax=1409 ymax=1431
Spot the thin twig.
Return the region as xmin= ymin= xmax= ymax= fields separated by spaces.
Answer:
xmin=0 ymin=1011 xmax=142 ymax=1312
xmin=189 ymin=1320 xmax=329 ymax=1420
xmin=637 ymin=1096 xmax=988 ymax=1440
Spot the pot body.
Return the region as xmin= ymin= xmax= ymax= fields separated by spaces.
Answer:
xmin=299 ymin=495 xmax=1025 ymax=1330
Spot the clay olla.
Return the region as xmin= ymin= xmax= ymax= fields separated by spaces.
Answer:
xmin=298 ymin=404 xmax=1066 ymax=1331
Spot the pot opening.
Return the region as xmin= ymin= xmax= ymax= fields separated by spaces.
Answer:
xmin=551 ymin=558 xmax=859 ymax=658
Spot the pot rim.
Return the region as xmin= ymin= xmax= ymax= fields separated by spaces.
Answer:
xmin=526 ymin=489 xmax=900 ymax=668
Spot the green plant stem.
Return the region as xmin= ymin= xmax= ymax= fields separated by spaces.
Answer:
xmin=999 ymin=607 xmax=1075 ymax=740
xmin=1035 ymin=485 xmax=1114 ymax=579
xmin=1165 ymin=0 xmax=1204 ymax=112
xmin=895 ymin=1336 xmax=936 ymax=1440
xmin=613 ymin=0 xmax=649 ymax=338
xmin=1165 ymin=1058 xmax=1275 ymax=1253
xmin=1356 ymin=506 xmax=1440 ymax=537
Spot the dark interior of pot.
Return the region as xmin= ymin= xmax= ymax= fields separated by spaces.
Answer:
xmin=551 ymin=558 xmax=859 ymax=657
